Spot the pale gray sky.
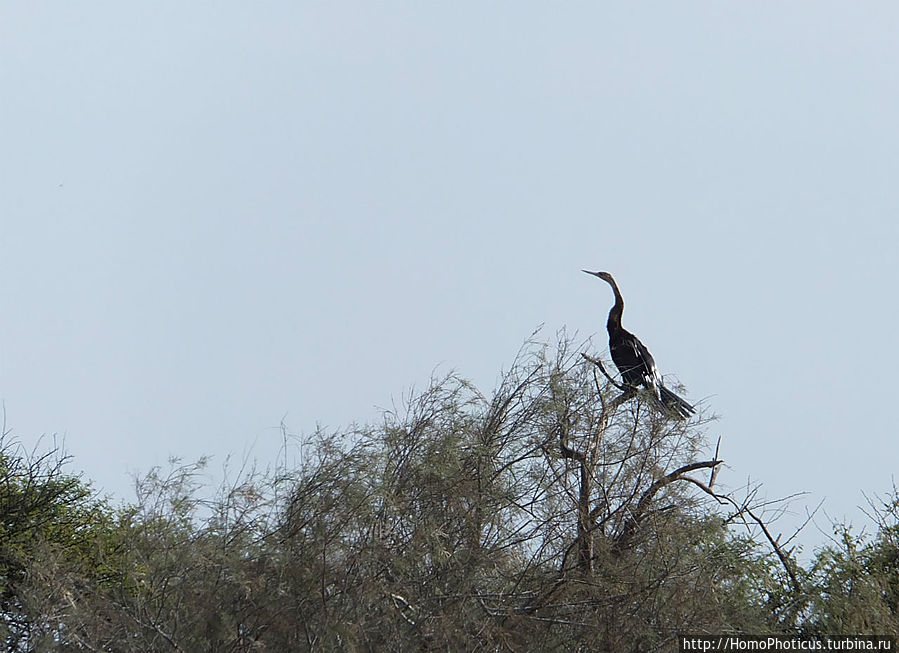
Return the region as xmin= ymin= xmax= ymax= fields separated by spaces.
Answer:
xmin=2 ymin=3 xmax=898 ymax=552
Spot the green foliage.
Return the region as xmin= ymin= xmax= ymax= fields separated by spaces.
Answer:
xmin=0 ymin=437 xmax=116 ymax=649
xmin=804 ymin=493 xmax=899 ymax=637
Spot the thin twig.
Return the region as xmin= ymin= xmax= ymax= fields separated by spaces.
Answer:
xmin=709 ymin=436 xmax=722 ymax=489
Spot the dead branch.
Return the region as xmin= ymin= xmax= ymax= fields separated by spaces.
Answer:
xmin=709 ymin=436 xmax=722 ymax=489
xmin=677 ymin=475 xmax=802 ymax=597
xmin=581 ymin=353 xmax=636 ymax=413
xmin=616 ymin=459 xmax=723 ymax=549
xmin=581 ymin=353 xmax=624 ymax=391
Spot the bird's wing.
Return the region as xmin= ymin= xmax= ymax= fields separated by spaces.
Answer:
xmin=629 ymin=336 xmax=662 ymax=390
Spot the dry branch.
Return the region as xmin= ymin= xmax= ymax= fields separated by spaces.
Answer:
xmin=677 ymin=475 xmax=803 ymax=597
xmin=616 ymin=459 xmax=723 ymax=549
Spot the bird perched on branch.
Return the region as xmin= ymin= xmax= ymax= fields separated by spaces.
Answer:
xmin=582 ymin=270 xmax=695 ymax=420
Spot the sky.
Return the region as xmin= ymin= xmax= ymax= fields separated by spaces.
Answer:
xmin=2 ymin=3 xmax=898 ymax=555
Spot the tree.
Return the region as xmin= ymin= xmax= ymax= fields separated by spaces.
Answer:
xmin=0 ymin=429 xmax=115 ymax=650
xmin=263 ymin=333 xmax=799 ymax=650
xmin=6 ymin=333 xmax=840 ymax=651
xmin=804 ymin=489 xmax=899 ymax=636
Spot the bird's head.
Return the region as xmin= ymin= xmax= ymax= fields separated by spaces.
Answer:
xmin=581 ymin=270 xmax=615 ymax=285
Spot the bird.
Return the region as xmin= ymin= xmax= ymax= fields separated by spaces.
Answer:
xmin=582 ymin=270 xmax=695 ymax=420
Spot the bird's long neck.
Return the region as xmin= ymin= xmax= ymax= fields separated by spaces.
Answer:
xmin=606 ymin=281 xmax=625 ymax=335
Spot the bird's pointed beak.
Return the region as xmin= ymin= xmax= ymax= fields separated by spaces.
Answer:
xmin=582 ymin=269 xmax=601 ymax=277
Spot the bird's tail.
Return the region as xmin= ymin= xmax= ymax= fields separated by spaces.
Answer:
xmin=658 ymin=385 xmax=695 ymax=420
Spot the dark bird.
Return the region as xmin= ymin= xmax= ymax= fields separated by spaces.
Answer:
xmin=582 ymin=270 xmax=695 ymax=419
